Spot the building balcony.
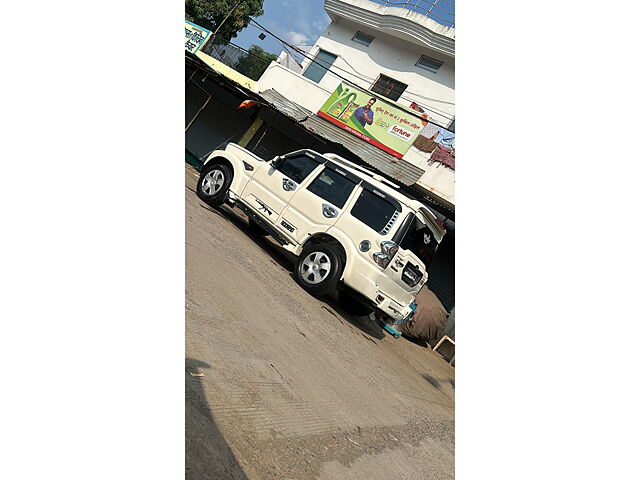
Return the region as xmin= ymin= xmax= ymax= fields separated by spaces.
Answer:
xmin=324 ymin=0 xmax=455 ymax=56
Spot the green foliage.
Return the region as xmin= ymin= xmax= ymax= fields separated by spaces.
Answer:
xmin=234 ymin=45 xmax=277 ymax=81
xmin=185 ymin=0 xmax=264 ymax=43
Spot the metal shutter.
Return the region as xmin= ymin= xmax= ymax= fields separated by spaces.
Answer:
xmin=426 ymin=233 xmax=455 ymax=312
xmin=185 ymin=79 xmax=209 ymax=129
xmin=274 ymin=135 xmax=303 ymax=157
xmin=185 ymin=84 xmax=252 ymax=159
xmin=246 ymin=123 xmax=282 ymax=159
xmin=246 ymin=123 xmax=305 ymax=160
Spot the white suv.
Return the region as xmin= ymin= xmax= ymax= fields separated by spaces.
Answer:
xmin=196 ymin=143 xmax=445 ymax=323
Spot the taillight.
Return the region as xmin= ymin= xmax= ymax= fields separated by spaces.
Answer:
xmin=373 ymin=252 xmax=391 ymax=268
xmin=380 ymin=240 xmax=399 ymax=257
xmin=373 ymin=241 xmax=399 ymax=269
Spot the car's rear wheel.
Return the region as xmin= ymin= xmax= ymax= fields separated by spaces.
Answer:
xmin=197 ymin=163 xmax=232 ymax=207
xmin=294 ymin=243 xmax=344 ymax=297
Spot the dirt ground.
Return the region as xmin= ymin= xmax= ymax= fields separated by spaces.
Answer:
xmin=185 ymin=164 xmax=454 ymax=480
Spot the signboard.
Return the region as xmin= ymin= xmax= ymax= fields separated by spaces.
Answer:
xmin=317 ymin=82 xmax=426 ymax=158
xmin=185 ymin=20 xmax=211 ymax=54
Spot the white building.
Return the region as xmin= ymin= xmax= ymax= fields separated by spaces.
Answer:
xmin=255 ymin=0 xmax=455 ymax=210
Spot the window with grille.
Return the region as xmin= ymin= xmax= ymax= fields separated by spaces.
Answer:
xmin=371 ymin=74 xmax=408 ymax=102
xmin=416 ymin=55 xmax=443 ymax=73
xmin=352 ymin=31 xmax=374 ymax=46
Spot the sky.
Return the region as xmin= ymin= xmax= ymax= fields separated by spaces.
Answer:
xmin=233 ymin=0 xmax=331 ymax=56
xmin=231 ymin=0 xmax=454 ymax=57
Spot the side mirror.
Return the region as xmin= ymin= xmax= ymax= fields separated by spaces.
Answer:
xmin=271 ymin=156 xmax=283 ymax=169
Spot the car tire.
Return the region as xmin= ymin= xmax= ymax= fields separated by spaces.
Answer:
xmin=248 ymin=218 xmax=269 ymax=237
xmin=196 ymin=162 xmax=232 ymax=207
xmin=338 ymin=290 xmax=374 ymax=317
xmin=294 ymin=243 xmax=344 ymax=297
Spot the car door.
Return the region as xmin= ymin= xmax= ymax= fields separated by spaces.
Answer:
xmin=240 ymin=152 xmax=323 ymax=226
xmin=279 ymin=162 xmax=360 ymax=244
xmin=384 ymin=211 xmax=438 ymax=295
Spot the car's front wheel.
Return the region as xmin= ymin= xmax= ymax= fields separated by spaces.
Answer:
xmin=197 ymin=163 xmax=232 ymax=207
xmin=294 ymin=243 xmax=344 ymax=297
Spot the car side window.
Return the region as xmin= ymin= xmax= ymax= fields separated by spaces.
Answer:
xmin=350 ymin=189 xmax=398 ymax=233
xmin=275 ymin=155 xmax=319 ymax=184
xmin=306 ymin=168 xmax=357 ymax=208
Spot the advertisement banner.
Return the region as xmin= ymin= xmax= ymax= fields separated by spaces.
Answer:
xmin=185 ymin=20 xmax=211 ymax=54
xmin=317 ymin=82 xmax=426 ymax=158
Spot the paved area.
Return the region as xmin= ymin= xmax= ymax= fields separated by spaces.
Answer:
xmin=185 ymin=164 xmax=454 ymax=480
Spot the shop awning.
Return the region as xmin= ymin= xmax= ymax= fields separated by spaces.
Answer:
xmin=300 ymin=114 xmax=425 ymax=186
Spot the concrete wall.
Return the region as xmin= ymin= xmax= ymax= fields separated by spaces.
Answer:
xmin=255 ymin=62 xmax=334 ymax=113
xmin=406 ymin=148 xmax=455 ymax=206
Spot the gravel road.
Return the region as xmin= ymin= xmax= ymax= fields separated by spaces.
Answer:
xmin=185 ymin=164 xmax=454 ymax=480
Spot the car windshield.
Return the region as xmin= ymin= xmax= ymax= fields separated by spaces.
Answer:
xmin=398 ymin=214 xmax=439 ymax=270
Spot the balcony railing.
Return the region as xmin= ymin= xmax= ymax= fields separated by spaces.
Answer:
xmin=368 ymin=0 xmax=455 ymax=27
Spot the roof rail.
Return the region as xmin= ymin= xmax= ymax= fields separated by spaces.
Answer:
xmin=323 ymin=153 xmax=401 ymax=189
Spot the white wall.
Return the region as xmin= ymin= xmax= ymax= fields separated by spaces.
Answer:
xmin=405 ymin=147 xmax=455 ymax=206
xmin=255 ymin=62 xmax=335 ymax=113
xmin=301 ymin=19 xmax=455 ymax=127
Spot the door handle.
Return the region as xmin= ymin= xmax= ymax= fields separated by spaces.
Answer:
xmin=322 ymin=203 xmax=338 ymax=218
xmin=282 ymin=178 xmax=297 ymax=191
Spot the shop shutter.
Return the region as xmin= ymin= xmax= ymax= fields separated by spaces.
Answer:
xmin=185 ymin=80 xmax=209 ymax=129
xmin=426 ymin=233 xmax=455 ymax=312
xmin=245 ymin=123 xmax=305 ymax=160
xmin=185 ymin=85 xmax=252 ymax=159
xmin=246 ymin=123 xmax=283 ymax=159
xmin=274 ymin=135 xmax=304 ymax=157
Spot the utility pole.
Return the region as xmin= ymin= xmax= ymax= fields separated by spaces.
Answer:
xmin=212 ymin=0 xmax=243 ymax=39
xmin=201 ymin=0 xmax=243 ymax=54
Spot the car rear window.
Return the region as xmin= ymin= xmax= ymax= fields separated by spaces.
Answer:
xmin=307 ymin=168 xmax=357 ymax=208
xmin=350 ymin=189 xmax=398 ymax=233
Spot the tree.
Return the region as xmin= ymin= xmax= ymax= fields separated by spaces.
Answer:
xmin=234 ymin=45 xmax=277 ymax=81
xmin=185 ymin=0 xmax=264 ymax=44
